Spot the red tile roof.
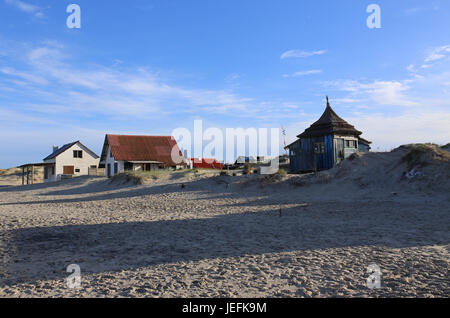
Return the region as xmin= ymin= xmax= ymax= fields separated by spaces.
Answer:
xmin=100 ymin=134 xmax=185 ymax=166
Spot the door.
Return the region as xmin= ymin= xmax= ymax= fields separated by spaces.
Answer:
xmin=107 ymin=164 xmax=111 ymax=177
xmin=335 ymin=139 xmax=345 ymax=164
xmin=63 ymin=166 xmax=75 ymax=175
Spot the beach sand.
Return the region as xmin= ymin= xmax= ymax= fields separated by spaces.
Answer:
xmin=0 ymin=146 xmax=448 ymax=297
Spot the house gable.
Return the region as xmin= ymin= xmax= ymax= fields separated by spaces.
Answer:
xmin=43 ymin=141 xmax=99 ymax=161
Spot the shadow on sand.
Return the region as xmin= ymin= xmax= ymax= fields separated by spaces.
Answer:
xmin=0 ymin=176 xmax=109 ymax=193
xmin=0 ymin=176 xmax=238 ymax=206
xmin=2 ymin=204 xmax=448 ymax=286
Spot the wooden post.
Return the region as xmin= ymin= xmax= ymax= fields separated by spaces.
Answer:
xmin=22 ymin=167 xmax=25 ymax=185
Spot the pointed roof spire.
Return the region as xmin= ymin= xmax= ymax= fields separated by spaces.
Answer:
xmin=297 ymin=96 xmax=362 ymax=138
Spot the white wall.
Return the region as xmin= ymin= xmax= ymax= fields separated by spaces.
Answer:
xmin=45 ymin=143 xmax=99 ymax=181
xmin=335 ymin=135 xmax=359 ymax=159
xmin=105 ymin=145 xmax=124 ymax=177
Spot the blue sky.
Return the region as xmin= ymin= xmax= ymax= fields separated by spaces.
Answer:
xmin=0 ymin=0 xmax=449 ymax=167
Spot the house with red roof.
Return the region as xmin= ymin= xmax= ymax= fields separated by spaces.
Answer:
xmin=99 ymin=134 xmax=188 ymax=177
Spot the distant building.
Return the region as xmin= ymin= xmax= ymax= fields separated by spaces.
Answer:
xmin=256 ymin=156 xmax=272 ymax=164
xmin=235 ymin=156 xmax=257 ymax=165
xmin=234 ymin=156 xmax=272 ymax=165
xmin=99 ymin=134 xmax=187 ymax=177
xmin=286 ymin=97 xmax=371 ymax=172
xmin=191 ymin=158 xmax=225 ymax=170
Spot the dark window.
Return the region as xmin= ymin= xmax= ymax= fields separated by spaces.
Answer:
xmin=90 ymin=165 xmax=97 ymax=169
xmin=314 ymin=142 xmax=325 ymax=154
xmin=51 ymin=166 xmax=55 ymax=175
xmin=75 ymin=168 xmax=80 ymax=173
xmin=114 ymin=163 xmax=118 ymax=175
xmin=73 ymin=150 xmax=83 ymax=158
xmin=345 ymin=140 xmax=357 ymax=148
xmin=44 ymin=167 xmax=48 ymax=179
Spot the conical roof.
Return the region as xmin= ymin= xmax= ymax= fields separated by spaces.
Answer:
xmin=298 ymin=97 xmax=362 ymax=138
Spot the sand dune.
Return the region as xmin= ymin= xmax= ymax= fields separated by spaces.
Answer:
xmin=0 ymin=145 xmax=448 ymax=297
xmin=0 ymin=167 xmax=43 ymax=187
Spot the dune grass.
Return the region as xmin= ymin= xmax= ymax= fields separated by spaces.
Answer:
xmin=110 ymin=168 xmax=224 ymax=185
xmin=401 ymin=143 xmax=450 ymax=169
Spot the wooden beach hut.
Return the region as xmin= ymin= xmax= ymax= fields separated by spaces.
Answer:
xmin=287 ymin=97 xmax=371 ymax=173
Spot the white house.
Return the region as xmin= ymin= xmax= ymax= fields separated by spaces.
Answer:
xmin=42 ymin=141 xmax=100 ymax=182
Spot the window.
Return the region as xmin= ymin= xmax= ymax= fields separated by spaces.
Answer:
xmin=114 ymin=163 xmax=118 ymax=175
xmin=314 ymin=142 xmax=325 ymax=154
xmin=75 ymin=168 xmax=80 ymax=173
xmin=90 ymin=165 xmax=97 ymax=169
xmin=51 ymin=166 xmax=55 ymax=175
xmin=345 ymin=140 xmax=357 ymax=148
xmin=73 ymin=150 xmax=83 ymax=158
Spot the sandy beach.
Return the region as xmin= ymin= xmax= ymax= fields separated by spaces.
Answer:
xmin=0 ymin=146 xmax=449 ymax=298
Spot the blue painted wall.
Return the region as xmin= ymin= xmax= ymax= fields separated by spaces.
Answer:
xmin=289 ymin=134 xmax=335 ymax=172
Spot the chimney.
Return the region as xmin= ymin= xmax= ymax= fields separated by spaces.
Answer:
xmin=53 ymin=145 xmax=59 ymax=153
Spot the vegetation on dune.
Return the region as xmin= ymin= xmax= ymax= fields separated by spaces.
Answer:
xmin=400 ymin=143 xmax=450 ymax=169
xmin=0 ymin=168 xmax=21 ymax=176
xmin=110 ymin=169 xmax=223 ymax=185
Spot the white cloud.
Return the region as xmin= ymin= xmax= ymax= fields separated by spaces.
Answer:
xmin=280 ymin=49 xmax=327 ymax=59
xmin=406 ymin=64 xmax=417 ymax=73
xmin=424 ymin=45 xmax=450 ymax=63
xmin=0 ymin=67 xmax=48 ymax=85
xmin=324 ymin=79 xmax=418 ymax=107
xmin=0 ymin=43 xmax=265 ymax=119
xmin=283 ymin=69 xmax=322 ymax=77
xmin=404 ymin=5 xmax=440 ymax=16
xmin=4 ymin=0 xmax=44 ymax=18
xmin=348 ymin=111 xmax=450 ymax=151
xmin=225 ymin=73 xmax=240 ymax=82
